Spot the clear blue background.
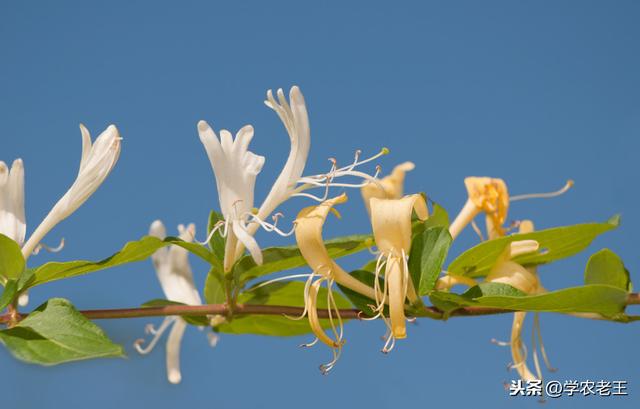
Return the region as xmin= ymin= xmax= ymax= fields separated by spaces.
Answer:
xmin=1 ymin=1 xmax=638 ymax=408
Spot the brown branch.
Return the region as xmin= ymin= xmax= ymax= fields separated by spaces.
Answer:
xmin=0 ymin=303 xmax=513 ymax=324
xmin=1 ymin=291 xmax=637 ymax=325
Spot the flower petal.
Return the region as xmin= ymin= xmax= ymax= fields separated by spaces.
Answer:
xmin=369 ymin=194 xmax=428 ymax=255
xmin=258 ymin=86 xmax=311 ymax=221
xmin=150 ymin=221 xmax=202 ymax=305
xmin=307 ymin=279 xmax=340 ymax=348
xmin=166 ymin=318 xmax=187 ymax=384
xmin=0 ymin=159 xmax=26 ymax=246
xmin=21 ymin=125 xmax=121 ymax=259
xmin=232 ymin=220 xmax=263 ymax=265
xmin=386 ymin=256 xmax=407 ymax=339
xmin=294 ymin=194 xmax=377 ymax=299
xmin=361 ymin=161 xmax=414 ymax=214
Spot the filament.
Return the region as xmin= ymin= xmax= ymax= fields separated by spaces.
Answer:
xmin=247 ymin=273 xmax=314 ymax=292
xmin=534 ymin=312 xmax=556 ymax=371
xmin=470 ymin=220 xmax=485 ymax=241
xmin=134 ymin=316 xmax=176 ymax=355
xmin=32 ymin=238 xmax=66 ymax=255
xmin=244 ymin=213 xmax=295 ymax=237
xmin=510 ymin=180 xmax=574 ymax=202
xmin=193 ymin=220 xmax=228 ymax=245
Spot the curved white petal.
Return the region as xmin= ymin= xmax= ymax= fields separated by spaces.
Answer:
xmin=258 ymin=86 xmax=310 ymax=220
xmin=198 ymin=121 xmax=264 ymax=219
xmin=150 ymin=221 xmax=202 ymax=306
xmin=21 ymin=125 xmax=121 ymax=259
xmin=166 ymin=318 xmax=187 ymax=384
xmin=232 ymin=221 xmax=262 ymax=265
xmin=0 ymin=159 xmax=26 ymax=246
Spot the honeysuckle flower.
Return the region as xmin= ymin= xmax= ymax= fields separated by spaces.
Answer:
xmin=487 ymin=221 xmax=555 ymax=382
xmin=0 ymin=125 xmax=120 ymax=306
xmin=199 ymin=86 xmax=386 ymax=273
xmin=198 ymin=121 xmax=266 ymax=271
xmin=368 ymin=194 xmax=428 ymax=352
xmin=294 ymin=193 xmax=377 ymax=373
xmin=21 ymin=124 xmax=121 ymax=259
xmin=256 ymin=86 xmax=310 ymax=221
xmin=361 ymin=161 xmax=414 ymax=214
xmin=135 ymin=220 xmax=217 ymax=384
xmin=0 ymin=159 xmax=26 ymax=247
xmin=449 ymin=178 xmax=574 ymax=241
xmin=449 ymin=177 xmax=509 ymax=241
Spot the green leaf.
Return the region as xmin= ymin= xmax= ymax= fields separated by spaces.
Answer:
xmin=140 ymin=299 xmax=210 ymax=326
xmin=424 ymin=201 xmax=450 ymax=229
xmin=430 ymin=284 xmax=628 ymax=318
xmin=215 ymin=281 xmax=353 ymax=336
xmin=448 ymin=217 xmax=619 ymax=277
xmin=232 ymin=235 xmax=373 ymax=286
xmin=0 ymin=298 xmax=124 ymax=365
xmin=409 ymin=227 xmax=452 ymax=295
xmin=17 ymin=268 xmax=35 ymax=292
xmin=204 ymin=267 xmax=227 ymax=304
xmin=29 ymin=236 xmax=218 ymax=287
xmin=206 ymin=210 xmax=226 ymax=260
xmin=0 ymin=233 xmax=25 ymax=282
xmin=0 ymin=280 xmax=17 ymax=311
xmin=584 ymin=249 xmax=631 ymax=291
xmin=412 ymin=201 xmax=450 ymax=237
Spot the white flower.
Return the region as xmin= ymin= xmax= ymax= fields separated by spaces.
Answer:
xmin=197 ymin=122 xmax=265 ymax=271
xmin=0 ymin=159 xmax=26 ymax=246
xmin=150 ymin=221 xmax=202 ymax=306
xmin=199 ymin=86 xmax=384 ymax=272
xmin=135 ymin=220 xmax=217 ymax=384
xmin=21 ymin=124 xmax=121 ymax=259
xmin=0 ymin=125 xmax=120 ymax=306
xmin=257 ymin=86 xmax=310 ymax=220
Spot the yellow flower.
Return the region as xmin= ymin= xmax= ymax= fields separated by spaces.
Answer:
xmin=294 ymin=193 xmax=376 ymax=373
xmin=449 ymin=177 xmax=574 ymax=241
xmin=487 ymin=221 xmax=555 ymax=382
xmin=449 ymin=177 xmax=509 ymax=240
xmin=361 ymin=161 xmax=414 ymax=214
xmin=368 ymin=194 xmax=428 ymax=351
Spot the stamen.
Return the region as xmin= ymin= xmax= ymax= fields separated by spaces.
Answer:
xmin=193 ymin=220 xmax=228 ymax=245
xmin=32 ymin=238 xmax=66 ymax=255
xmin=401 ymin=250 xmax=410 ymax=306
xmin=491 ymin=338 xmax=511 ymax=347
xmin=381 ymin=331 xmax=396 ymax=354
xmin=534 ymin=312 xmax=556 ymax=372
xmin=334 ymin=147 xmax=388 ymax=172
xmin=247 ymin=273 xmax=314 ymax=292
xmin=470 ymin=220 xmax=485 ymax=241
xmin=244 ymin=213 xmax=295 ymax=237
xmin=299 ymin=338 xmax=319 ymax=348
xmin=134 ymin=316 xmax=176 ymax=355
xmin=327 ymin=279 xmax=345 ymax=341
xmin=294 ymin=149 xmax=386 ymax=198
xmin=319 ymin=347 xmax=342 ymax=375
xmin=531 ymin=317 xmax=544 ymax=381
xmin=510 ymin=180 xmax=574 ymax=202
xmin=360 ymin=254 xmax=387 ymax=321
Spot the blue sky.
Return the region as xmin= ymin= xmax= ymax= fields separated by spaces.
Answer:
xmin=1 ymin=1 xmax=638 ymax=408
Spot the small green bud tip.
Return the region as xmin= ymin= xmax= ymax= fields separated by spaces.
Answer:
xmin=381 ymin=147 xmax=390 ymax=155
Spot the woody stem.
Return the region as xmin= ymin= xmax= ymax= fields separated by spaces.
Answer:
xmin=1 ymin=293 xmax=638 ymax=324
